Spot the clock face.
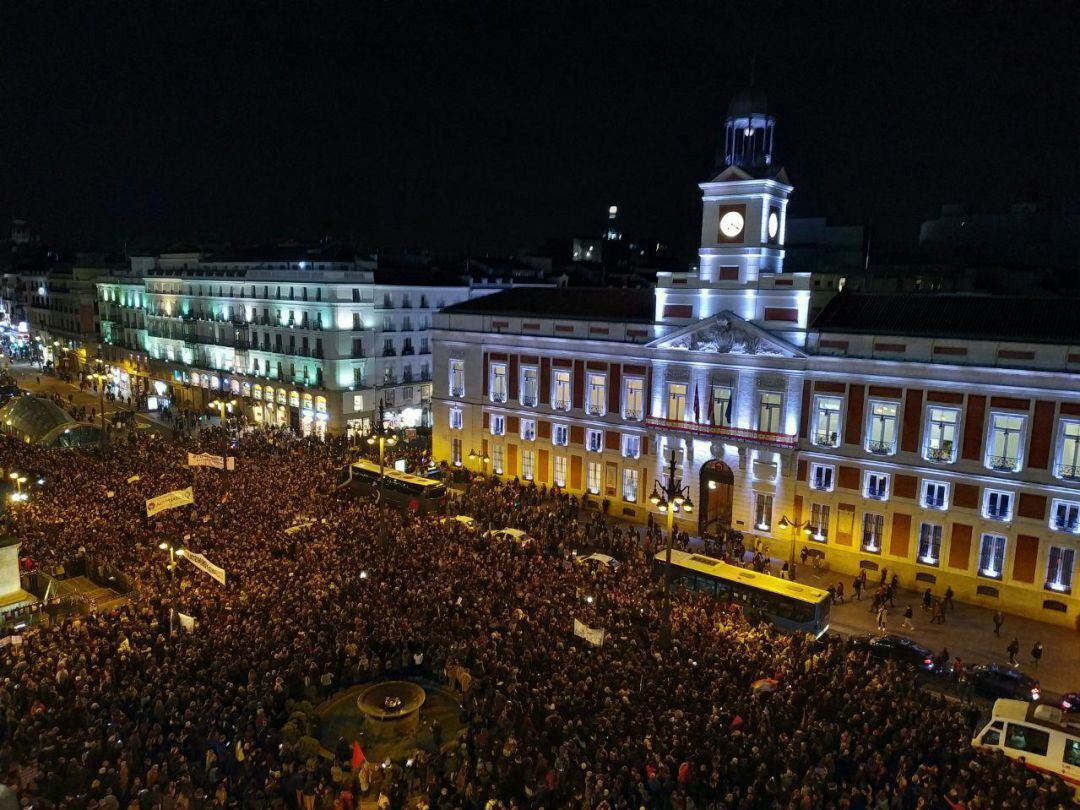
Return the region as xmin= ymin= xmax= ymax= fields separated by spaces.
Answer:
xmin=719 ymin=211 xmax=745 ymax=239
xmin=768 ymin=211 xmax=779 ymax=239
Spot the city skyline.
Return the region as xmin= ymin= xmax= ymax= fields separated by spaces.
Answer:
xmin=2 ymin=2 xmax=1078 ymax=256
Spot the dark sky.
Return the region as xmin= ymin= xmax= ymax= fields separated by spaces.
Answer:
xmin=2 ymin=1 xmax=1078 ymax=257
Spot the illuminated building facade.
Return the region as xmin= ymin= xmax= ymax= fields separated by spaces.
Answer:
xmin=431 ymin=89 xmax=1080 ymax=625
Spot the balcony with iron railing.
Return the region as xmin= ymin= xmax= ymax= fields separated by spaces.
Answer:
xmin=645 ymin=416 xmax=798 ymax=449
xmin=865 ymin=487 xmax=888 ymax=501
xmin=1053 ymin=516 xmax=1080 ymax=533
xmin=925 ymin=445 xmax=954 ymax=463
xmin=1058 ymin=463 xmax=1080 ymax=481
xmin=866 ymin=439 xmax=894 ymax=455
xmin=985 ymin=507 xmax=1011 ymax=521
xmin=922 ymin=496 xmax=946 ymax=510
xmin=812 ymin=431 xmax=839 ymax=448
xmin=521 ymin=394 xmax=537 ymax=407
xmin=988 ymin=455 xmax=1020 ymax=472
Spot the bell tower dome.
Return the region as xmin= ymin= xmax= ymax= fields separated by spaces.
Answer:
xmin=723 ymin=86 xmax=775 ymax=171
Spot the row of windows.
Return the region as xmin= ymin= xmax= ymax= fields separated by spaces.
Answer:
xmin=756 ymin=493 xmax=1076 ymax=592
xmin=446 ymin=440 xmax=643 ymax=502
xmin=447 ymin=408 xmax=644 ymax=459
xmin=807 ymin=461 xmax=1080 ymax=535
xmin=813 ymin=394 xmax=1080 ymax=480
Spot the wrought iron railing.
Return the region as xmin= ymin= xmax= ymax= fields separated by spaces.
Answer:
xmin=645 ymin=416 xmax=798 ymax=449
xmin=925 ymin=446 xmax=953 ymax=463
xmin=1057 ymin=463 xmax=1080 ymax=481
xmin=988 ymin=455 xmax=1019 ymax=472
xmin=812 ymin=431 xmax=839 ymax=447
xmin=866 ymin=440 xmax=893 ymax=455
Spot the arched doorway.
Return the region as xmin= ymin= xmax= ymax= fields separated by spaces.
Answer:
xmin=699 ymin=459 xmax=735 ymax=538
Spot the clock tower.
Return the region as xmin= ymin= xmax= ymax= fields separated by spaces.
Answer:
xmin=698 ymin=86 xmax=792 ymax=285
xmin=656 ymin=87 xmax=807 ymax=341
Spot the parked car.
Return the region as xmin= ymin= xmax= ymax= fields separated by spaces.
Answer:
xmin=1059 ymin=692 xmax=1080 ymax=713
xmin=850 ymin=633 xmax=940 ymax=673
xmin=440 ymin=515 xmax=478 ymax=532
xmin=969 ymin=663 xmax=1041 ymax=701
xmin=484 ymin=528 xmax=534 ymax=545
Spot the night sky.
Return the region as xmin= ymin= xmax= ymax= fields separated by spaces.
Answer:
xmin=2 ymin=1 xmax=1077 ymax=257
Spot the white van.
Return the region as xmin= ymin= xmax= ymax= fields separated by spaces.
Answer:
xmin=972 ymin=698 xmax=1080 ymax=799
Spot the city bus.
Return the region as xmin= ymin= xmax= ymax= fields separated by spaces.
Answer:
xmin=339 ymin=459 xmax=447 ymax=514
xmin=973 ymin=699 xmax=1080 ymax=799
xmin=653 ymin=549 xmax=831 ymax=637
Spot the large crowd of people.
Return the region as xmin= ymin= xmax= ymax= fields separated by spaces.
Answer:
xmin=0 ymin=427 xmax=1072 ymax=809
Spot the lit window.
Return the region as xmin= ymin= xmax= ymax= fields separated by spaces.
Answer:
xmin=758 ymin=392 xmax=782 ymax=434
xmin=810 ymin=503 xmax=829 ymax=542
xmin=866 ymin=401 xmax=898 ymax=455
xmin=553 ymin=455 xmax=567 ymax=488
xmin=861 ymin=513 xmax=884 ymax=554
xmin=520 ymin=366 xmax=538 ymax=407
xmin=449 ymin=359 xmax=465 ymax=398
xmin=552 ymin=424 xmax=569 ymax=446
xmin=586 ymin=461 xmax=601 ymax=494
xmin=553 ymin=370 xmax=571 ymax=411
xmin=917 ymin=523 xmax=943 ymax=566
xmin=522 ymin=450 xmax=535 ymax=480
xmin=352 ymin=394 xmax=364 ymax=412
xmin=622 ymin=434 xmax=641 ymax=459
xmin=449 ymin=408 xmax=463 ymax=430
xmin=623 ymin=377 xmax=644 ymax=421
xmin=921 ymin=480 xmax=949 ymax=510
xmin=451 ymin=438 xmax=462 ymax=466
xmin=978 ymin=533 xmax=1007 ymax=579
xmin=924 ymin=407 xmax=959 ymax=463
xmin=864 ymin=472 xmax=889 ymax=501
xmin=812 ymin=396 xmax=842 ymax=447
xmin=520 ymin=419 xmax=536 ymax=441
xmin=986 ymin=413 xmax=1025 ymax=472
xmin=1046 ymin=546 xmax=1075 ymax=593
xmin=586 ymin=373 xmax=606 ymax=416
xmin=1057 ymin=421 xmax=1080 ymax=481
xmin=1051 ymin=499 xmax=1080 ymax=534
xmin=491 ymin=444 xmax=504 ymax=475
xmin=490 ymin=363 xmax=507 ymax=403
xmin=667 ymin=383 xmax=687 ymax=421
xmin=490 ymin=415 xmax=505 ymax=436
xmin=711 ymin=385 xmax=733 ymax=427
xmin=586 ymin=429 xmax=603 ymax=453
xmin=754 ymin=493 xmax=773 ymax=532
xmin=983 ymin=489 xmax=1013 ymax=522
xmin=810 ymin=463 xmax=834 ymax=491
xmin=622 ymin=468 xmax=639 ymax=502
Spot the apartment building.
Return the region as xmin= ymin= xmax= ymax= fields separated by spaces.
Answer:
xmin=430 ymin=88 xmax=1080 ymax=625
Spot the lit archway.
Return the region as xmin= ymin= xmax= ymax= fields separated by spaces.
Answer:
xmin=699 ymin=459 xmax=735 ymax=537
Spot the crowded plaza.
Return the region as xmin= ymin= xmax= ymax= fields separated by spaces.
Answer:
xmin=0 ymin=423 xmax=1073 ymax=810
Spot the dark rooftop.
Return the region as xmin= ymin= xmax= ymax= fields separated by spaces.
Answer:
xmin=373 ymin=267 xmax=469 ymax=287
xmin=813 ymin=291 xmax=1080 ymax=344
xmin=440 ymin=286 xmax=655 ymax=323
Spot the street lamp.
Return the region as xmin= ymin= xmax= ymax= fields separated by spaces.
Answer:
xmin=467 ymin=448 xmax=491 ymax=475
xmin=777 ymin=515 xmax=813 ymax=579
xmin=208 ymin=398 xmax=238 ymax=431
xmin=158 ymin=540 xmax=186 ymax=633
xmin=649 ymin=452 xmax=694 ymax=648
xmin=89 ymin=366 xmax=108 ymax=446
xmin=365 ymin=398 xmax=397 ymax=481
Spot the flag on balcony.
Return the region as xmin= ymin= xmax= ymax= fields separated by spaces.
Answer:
xmin=725 ymin=395 xmax=733 ymax=426
xmin=693 ymin=386 xmax=700 ymax=424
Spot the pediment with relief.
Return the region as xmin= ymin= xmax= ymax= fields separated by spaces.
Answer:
xmin=650 ymin=312 xmax=802 ymax=358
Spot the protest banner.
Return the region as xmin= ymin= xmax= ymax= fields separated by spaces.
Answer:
xmin=146 ymin=487 xmax=194 ymax=517
xmin=183 ymin=550 xmax=226 ymax=585
xmin=573 ymin=618 xmax=607 ymax=647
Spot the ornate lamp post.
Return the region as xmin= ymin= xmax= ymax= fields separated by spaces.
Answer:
xmin=158 ymin=539 xmax=186 ymax=633
xmin=649 ymin=452 xmax=694 ymax=649
xmin=89 ymin=364 xmax=108 ymax=446
xmin=366 ymin=398 xmax=397 ymax=480
xmin=467 ymin=448 xmax=490 ymax=475
xmin=777 ymin=515 xmax=813 ymax=579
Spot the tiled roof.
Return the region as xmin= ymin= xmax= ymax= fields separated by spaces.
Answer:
xmin=440 ymin=287 xmax=655 ymax=323
xmin=812 ymin=291 xmax=1080 ymax=344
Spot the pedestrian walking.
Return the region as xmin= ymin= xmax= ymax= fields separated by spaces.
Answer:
xmin=922 ymin=587 xmax=932 ymax=612
xmin=943 ymin=585 xmax=955 ymax=612
xmin=876 ymin=604 xmax=887 ymax=632
xmin=993 ymin=609 xmax=1004 ymax=637
xmin=853 ymin=577 xmax=862 ymax=601
xmin=1032 ymin=641 xmax=1044 ymax=669
xmin=835 ymin=581 xmax=845 ymax=605
xmin=901 ymin=604 xmax=915 ymax=631
xmin=1007 ymin=636 xmax=1020 ymax=666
